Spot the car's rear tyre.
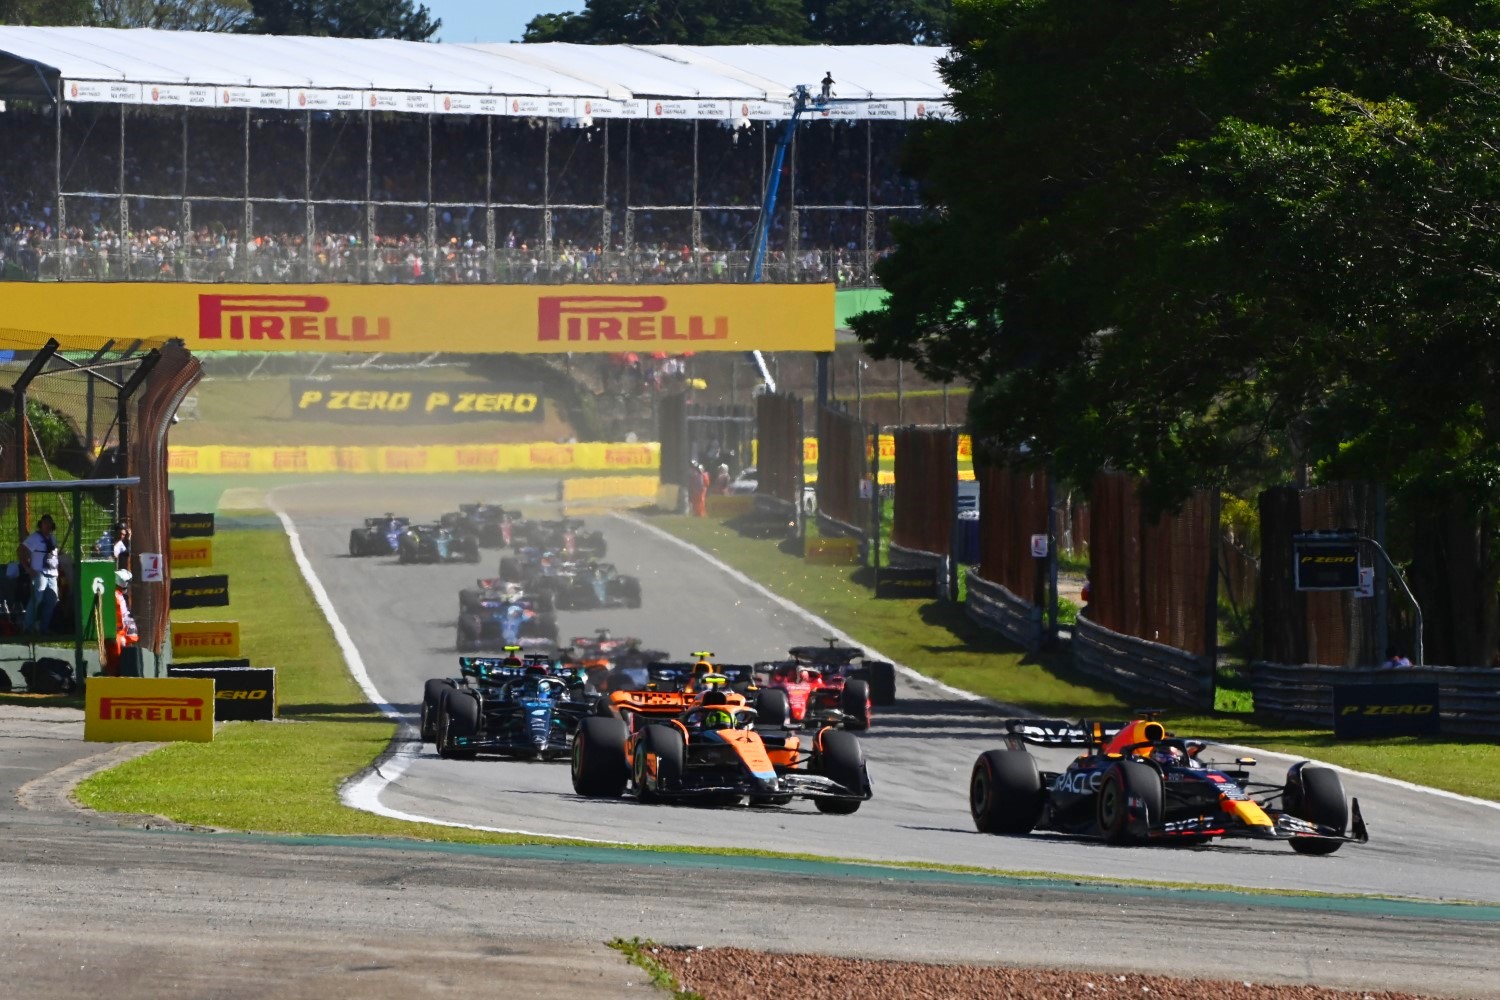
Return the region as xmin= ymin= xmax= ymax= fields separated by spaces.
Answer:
xmin=1285 ymin=764 xmax=1348 ymax=855
xmin=420 ymin=678 xmax=453 ymax=743
xmin=632 ymin=724 xmax=685 ymax=803
xmin=348 ymin=530 xmax=364 ymax=557
xmin=572 ymin=716 xmax=630 ymax=797
xmin=866 ymin=661 xmax=897 ymax=706
xmin=754 ymin=688 xmax=791 ymax=730
xmin=437 ymin=691 xmax=479 ymax=760
xmin=499 ymin=557 xmax=521 ymax=581
xmin=622 ymin=578 xmax=642 ymax=609
xmin=814 ymin=730 xmax=866 ymax=814
xmin=840 ymin=679 xmax=872 ymax=731
xmin=970 ymin=749 xmax=1043 ymax=834
xmin=1098 ymin=761 xmax=1161 ymax=843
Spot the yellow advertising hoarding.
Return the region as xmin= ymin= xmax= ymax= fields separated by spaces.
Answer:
xmin=172 ymin=620 xmax=241 ymax=658
xmin=85 ymin=676 xmax=215 ymax=743
xmin=0 ymin=283 xmax=834 ymax=354
xmin=168 ymin=442 xmax=659 ymax=474
xmin=170 ymin=537 xmax=214 ymax=567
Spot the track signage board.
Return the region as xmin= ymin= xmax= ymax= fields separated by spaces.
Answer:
xmin=85 ymin=676 xmax=214 ymax=742
xmin=291 ymin=381 xmax=543 ymax=423
xmin=172 ymin=620 xmax=240 ymax=658
xmin=0 ymin=283 xmax=834 ymax=353
xmin=167 ymin=665 xmax=276 ymax=721
xmin=171 ymin=574 xmax=230 ymax=609
xmin=170 ymin=538 xmax=214 ymax=568
xmin=170 ymin=513 xmax=215 ymax=538
xmin=875 ymin=566 xmax=940 ymax=599
xmin=1333 ymin=682 xmax=1441 ymax=738
xmin=1293 ymin=531 xmax=1362 ymax=591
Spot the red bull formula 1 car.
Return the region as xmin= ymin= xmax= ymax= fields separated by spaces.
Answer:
xmin=969 ymin=714 xmax=1369 ymax=853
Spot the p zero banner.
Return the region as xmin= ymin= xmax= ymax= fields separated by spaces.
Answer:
xmin=1333 ymin=682 xmax=1441 ymax=738
xmin=85 ymin=676 xmax=215 ymax=742
xmin=291 ymin=381 xmax=544 ymax=423
xmin=0 ymin=284 xmax=834 ymax=354
xmin=172 ymin=620 xmax=241 ymax=658
xmin=169 ymin=442 xmax=659 ymax=474
xmin=170 ymin=513 xmax=215 ymax=538
xmin=170 ymin=537 xmax=214 ymax=568
xmin=168 ymin=666 xmax=276 ymax=722
xmin=171 ymin=574 xmax=231 ymax=609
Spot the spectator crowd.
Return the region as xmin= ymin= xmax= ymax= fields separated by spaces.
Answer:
xmin=1 ymin=105 xmax=920 ymax=286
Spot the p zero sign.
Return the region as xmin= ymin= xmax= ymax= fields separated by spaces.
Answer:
xmin=168 ymin=665 xmax=276 ymax=722
xmin=291 ymin=380 xmax=543 ymax=423
xmin=1293 ymin=532 xmax=1362 ymax=591
xmin=86 ymin=676 xmax=214 ymax=742
xmin=1334 ymin=682 xmax=1441 ymax=739
xmin=0 ymin=284 xmax=833 ymax=354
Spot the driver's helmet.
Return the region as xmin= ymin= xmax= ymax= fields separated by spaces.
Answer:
xmin=1150 ymin=744 xmax=1186 ymax=768
xmin=702 ymin=709 xmax=735 ymax=731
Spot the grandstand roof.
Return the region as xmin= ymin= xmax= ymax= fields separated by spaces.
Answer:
xmin=0 ymin=27 xmax=950 ymax=120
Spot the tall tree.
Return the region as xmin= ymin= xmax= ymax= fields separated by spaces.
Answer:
xmin=804 ymin=0 xmax=949 ymax=45
xmin=0 ymin=0 xmax=94 ymax=24
xmin=94 ymin=0 xmax=252 ymax=31
xmin=247 ymin=0 xmax=438 ymax=40
xmin=523 ymin=0 xmax=946 ymax=45
xmin=853 ymin=0 xmax=1500 ymax=659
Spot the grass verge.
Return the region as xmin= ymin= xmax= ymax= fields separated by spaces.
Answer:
xmin=644 ymin=511 xmax=1500 ymax=802
xmin=610 ymin=939 xmax=706 ymax=1000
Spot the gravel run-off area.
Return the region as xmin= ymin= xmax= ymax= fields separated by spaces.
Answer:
xmin=649 ymin=946 xmax=1449 ymax=1000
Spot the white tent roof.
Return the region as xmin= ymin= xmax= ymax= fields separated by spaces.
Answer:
xmin=0 ymin=27 xmax=950 ymax=119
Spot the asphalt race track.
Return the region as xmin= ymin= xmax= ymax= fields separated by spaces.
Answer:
xmin=272 ymin=477 xmax=1500 ymax=908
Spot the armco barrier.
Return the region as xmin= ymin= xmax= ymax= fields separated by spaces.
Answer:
xmin=965 ymin=572 xmax=1043 ymax=652
xmin=559 ymin=475 xmax=659 ymax=502
xmin=1250 ymin=661 xmax=1500 ymax=737
xmin=168 ymin=442 xmax=660 ymax=474
xmin=1074 ymin=616 xmax=1214 ymax=709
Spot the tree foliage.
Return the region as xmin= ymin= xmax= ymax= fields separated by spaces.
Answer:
xmin=246 ymin=0 xmax=438 ymax=40
xmin=855 ymin=0 xmax=1500 ymax=513
xmin=94 ymin=0 xmax=251 ymax=31
xmin=0 ymin=0 xmax=92 ymax=24
xmin=523 ymin=0 xmax=950 ymax=45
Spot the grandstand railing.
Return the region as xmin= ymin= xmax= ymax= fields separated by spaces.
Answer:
xmin=2 ymin=242 xmax=886 ymax=287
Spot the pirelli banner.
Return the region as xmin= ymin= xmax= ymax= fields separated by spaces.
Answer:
xmin=168 ymin=665 xmax=277 ymax=722
xmin=170 ymin=537 xmax=214 ymax=568
xmin=0 ymin=283 xmax=834 ymax=354
xmin=169 ymin=442 xmax=659 ymax=474
xmin=172 ymin=620 xmax=241 ymax=658
xmin=85 ymin=676 xmax=215 ymax=743
xmin=292 ymin=381 xmax=543 ymax=423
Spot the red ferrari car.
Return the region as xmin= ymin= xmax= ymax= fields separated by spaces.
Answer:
xmin=753 ymin=641 xmax=896 ymax=732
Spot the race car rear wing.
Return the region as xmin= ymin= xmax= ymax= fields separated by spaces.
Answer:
xmin=458 ymin=657 xmax=532 ymax=682
xmin=787 ymin=644 xmax=867 ymax=665
xmin=645 ymin=662 xmax=759 ymax=688
xmin=1004 ymin=718 xmax=1125 ymax=748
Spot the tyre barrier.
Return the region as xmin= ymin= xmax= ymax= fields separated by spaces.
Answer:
xmin=1250 ymin=661 xmax=1500 ymax=737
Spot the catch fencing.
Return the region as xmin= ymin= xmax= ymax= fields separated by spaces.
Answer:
xmin=889 ymin=426 xmax=957 ymax=570
xmin=966 ymin=463 xmax=1050 ymax=650
xmin=1260 ymin=483 xmax=1383 ymax=668
xmin=1250 ymin=661 xmax=1500 ymax=737
xmin=815 ymin=405 xmax=870 ymax=546
xmin=755 ymin=391 xmax=804 ymax=520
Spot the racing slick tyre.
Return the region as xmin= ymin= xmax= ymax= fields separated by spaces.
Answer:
xmin=1098 ymin=760 xmax=1162 ymax=844
xmin=499 ymin=557 xmax=522 ymax=581
xmin=814 ymin=730 xmax=866 ymax=815
xmin=970 ymin=749 xmax=1044 ymax=835
xmin=463 ymin=540 xmax=481 ymax=564
xmin=621 ymin=578 xmax=642 ymax=609
xmin=572 ymin=716 xmax=631 ymax=797
xmin=1285 ymin=765 xmax=1349 ymax=856
xmin=754 ymin=688 xmax=791 ymax=730
xmin=840 ymin=679 xmax=872 ymax=731
xmin=420 ymin=679 xmax=454 ymax=744
xmin=348 ymin=530 xmax=364 ymax=557
xmin=633 ymin=724 xmax=685 ymax=803
xmin=437 ymin=691 xmax=479 ymax=761
xmin=530 ymin=592 xmax=555 ymax=616
xmin=866 ymin=661 xmax=897 ymax=706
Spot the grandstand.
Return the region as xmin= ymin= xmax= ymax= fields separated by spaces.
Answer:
xmin=0 ymin=28 xmax=946 ymax=286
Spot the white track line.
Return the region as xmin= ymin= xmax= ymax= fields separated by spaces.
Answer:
xmin=270 ymin=486 xmax=634 ymax=839
xmin=621 ymin=512 xmax=1500 ymax=812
